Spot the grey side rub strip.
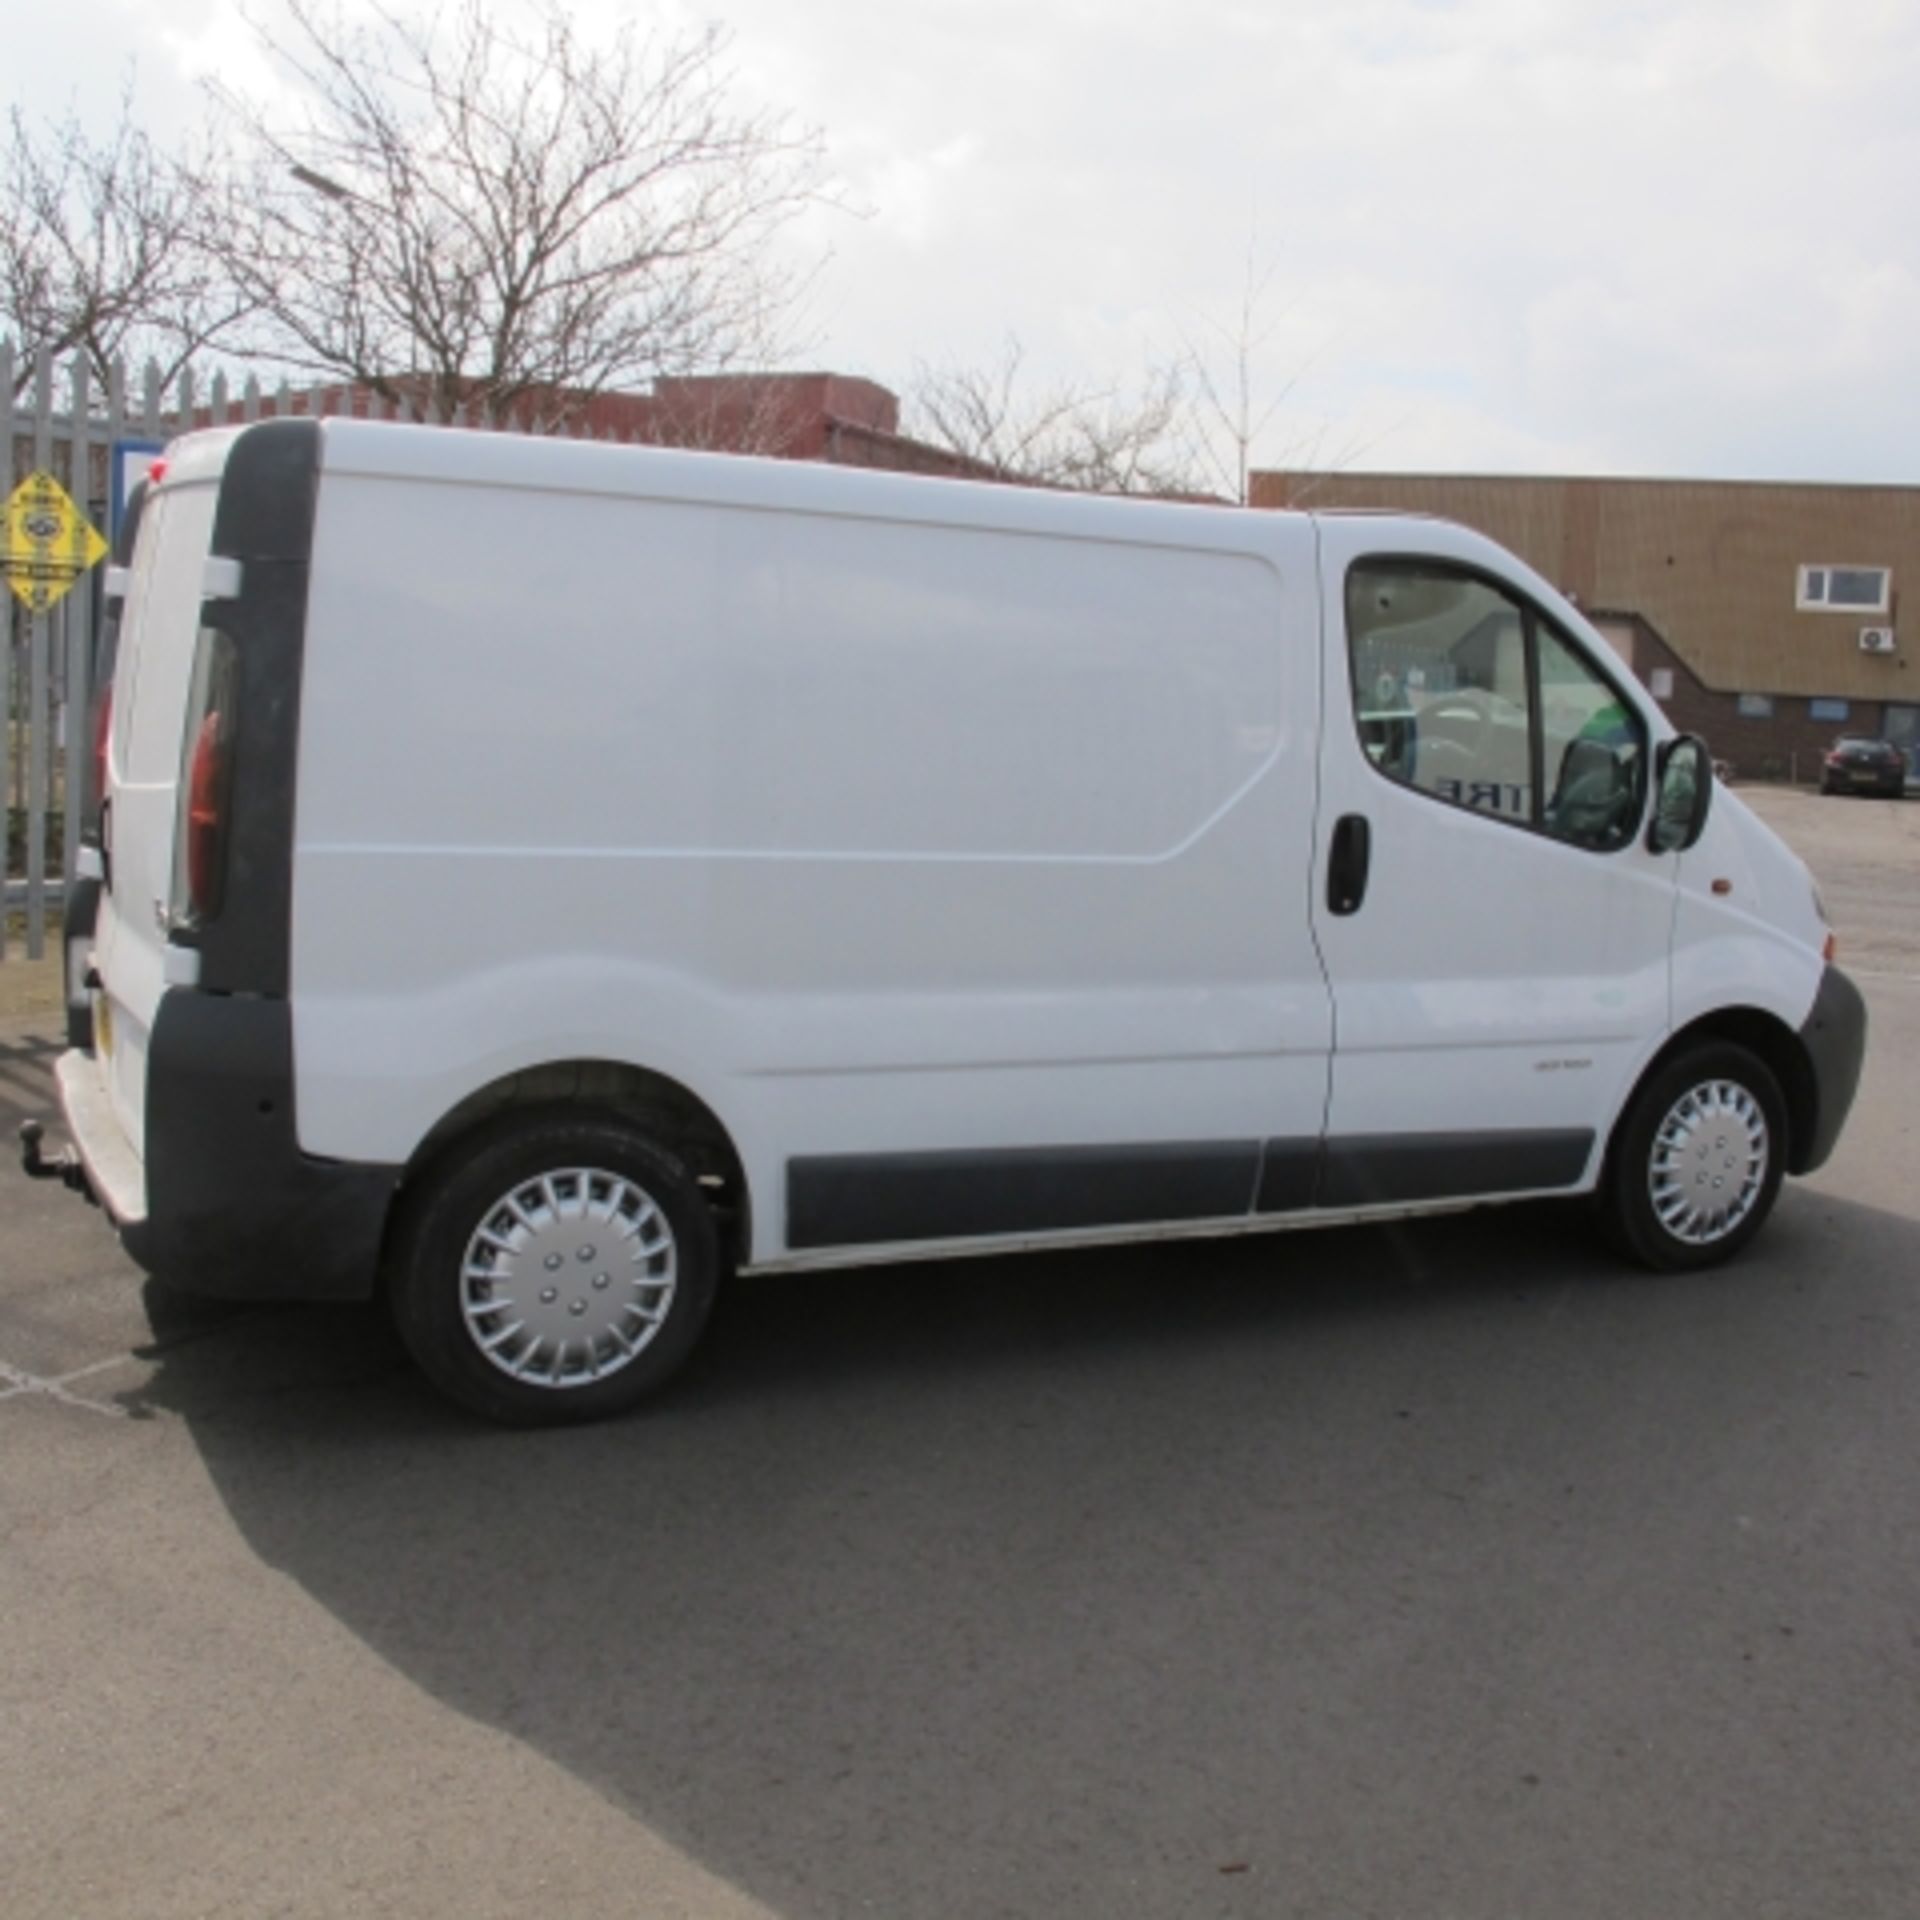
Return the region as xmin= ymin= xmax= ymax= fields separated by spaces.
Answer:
xmin=787 ymin=1129 xmax=1595 ymax=1249
xmin=787 ymin=1141 xmax=1261 ymax=1249
xmin=1315 ymin=1130 xmax=1594 ymax=1209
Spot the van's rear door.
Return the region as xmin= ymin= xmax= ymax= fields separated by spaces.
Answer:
xmin=92 ymin=462 xmax=227 ymax=1161
xmin=56 ymin=419 xmax=346 ymax=1286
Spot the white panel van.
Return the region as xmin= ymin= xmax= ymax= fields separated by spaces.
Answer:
xmin=28 ymin=420 xmax=1866 ymax=1423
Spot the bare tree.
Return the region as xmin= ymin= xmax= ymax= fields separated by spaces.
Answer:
xmin=1176 ymin=238 xmax=1379 ymax=504
xmin=909 ymin=336 xmax=1205 ymax=495
xmin=1 ymin=86 xmax=244 ymax=393
xmin=638 ymin=372 xmax=814 ymax=459
xmin=1178 ymin=246 xmax=1296 ymax=505
xmin=205 ymin=0 xmax=824 ymax=424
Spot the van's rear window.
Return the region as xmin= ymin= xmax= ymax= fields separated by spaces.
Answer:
xmin=115 ymin=483 xmax=220 ymax=787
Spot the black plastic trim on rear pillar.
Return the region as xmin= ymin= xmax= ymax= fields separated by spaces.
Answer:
xmin=787 ymin=1141 xmax=1262 ymax=1249
xmin=1318 ymin=1130 xmax=1593 ymax=1208
xmin=190 ymin=418 xmax=322 ymax=997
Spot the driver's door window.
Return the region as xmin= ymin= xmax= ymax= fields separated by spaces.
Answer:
xmin=1347 ymin=561 xmax=1646 ymax=852
xmin=1348 ymin=567 xmax=1533 ymax=822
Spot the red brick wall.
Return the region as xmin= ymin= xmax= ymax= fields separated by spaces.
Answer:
xmin=179 ymin=371 xmax=993 ymax=479
xmin=821 ymin=418 xmax=1003 ymax=480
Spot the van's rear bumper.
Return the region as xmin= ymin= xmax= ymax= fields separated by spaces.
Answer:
xmin=55 ymin=1046 xmax=147 ymax=1225
xmin=56 ymin=991 xmax=398 ymax=1302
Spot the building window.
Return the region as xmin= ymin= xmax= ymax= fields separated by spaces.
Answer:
xmin=1737 ymin=693 xmax=1774 ymax=718
xmin=1809 ymin=698 xmax=1850 ymax=723
xmin=1798 ymin=565 xmax=1890 ymax=613
xmin=1649 ymin=668 xmax=1674 ymax=700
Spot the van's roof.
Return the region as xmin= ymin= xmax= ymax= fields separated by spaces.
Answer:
xmin=164 ymin=416 xmax=1320 ymax=558
xmin=155 ymin=420 xmax=1560 ymax=599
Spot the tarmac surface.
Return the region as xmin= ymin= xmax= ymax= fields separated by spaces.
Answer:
xmin=2 ymin=783 xmax=1916 ymax=1918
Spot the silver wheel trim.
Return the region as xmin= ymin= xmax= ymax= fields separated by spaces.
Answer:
xmin=1648 ymin=1079 xmax=1769 ymax=1246
xmin=459 ymin=1166 xmax=677 ymax=1389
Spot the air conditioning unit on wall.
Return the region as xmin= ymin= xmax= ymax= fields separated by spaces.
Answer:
xmin=1859 ymin=626 xmax=1896 ymax=654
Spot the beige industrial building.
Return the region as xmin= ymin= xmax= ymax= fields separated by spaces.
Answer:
xmin=1251 ymin=470 xmax=1920 ymax=780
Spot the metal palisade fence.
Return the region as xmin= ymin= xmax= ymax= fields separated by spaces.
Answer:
xmin=1 ymin=340 xmax=649 ymax=965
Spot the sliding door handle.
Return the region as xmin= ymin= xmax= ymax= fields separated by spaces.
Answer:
xmin=1327 ymin=813 xmax=1371 ymax=916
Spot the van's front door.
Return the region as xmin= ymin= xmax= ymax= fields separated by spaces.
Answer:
xmin=1308 ymin=518 xmax=1677 ymax=1208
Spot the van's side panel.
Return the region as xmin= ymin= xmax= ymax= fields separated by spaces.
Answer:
xmin=290 ymin=437 xmax=1332 ymax=1261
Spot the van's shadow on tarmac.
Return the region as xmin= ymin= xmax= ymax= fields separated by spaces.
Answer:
xmin=124 ymin=1193 xmax=1920 ymax=1919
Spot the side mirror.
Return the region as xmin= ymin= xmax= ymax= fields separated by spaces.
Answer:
xmin=1648 ymin=734 xmax=1713 ymax=854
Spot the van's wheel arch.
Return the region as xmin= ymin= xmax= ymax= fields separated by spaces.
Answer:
xmin=397 ymin=1060 xmax=751 ymax=1269
xmin=1601 ymin=1040 xmax=1788 ymax=1271
xmin=387 ymin=1107 xmax=721 ymax=1424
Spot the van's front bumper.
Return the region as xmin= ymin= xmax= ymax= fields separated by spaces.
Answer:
xmin=52 ymin=992 xmax=398 ymax=1302
xmin=1794 ymin=963 xmax=1867 ymax=1175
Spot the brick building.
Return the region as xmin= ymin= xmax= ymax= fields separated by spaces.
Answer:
xmin=1252 ymin=470 xmax=1920 ymax=780
xmin=569 ymin=372 xmax=1000 ymax=478
xmin=223 ymin=370 xmax=999 ymax=483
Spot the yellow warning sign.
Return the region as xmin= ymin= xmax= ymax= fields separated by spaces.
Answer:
xmin=1 ymin=470 xmax=109 ymax=613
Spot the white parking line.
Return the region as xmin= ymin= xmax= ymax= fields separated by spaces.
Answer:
xmin=0 ymin=1355 xmax=130 ymax=1418
xmin=53 ymin=1353 xmax=140 ymax=1385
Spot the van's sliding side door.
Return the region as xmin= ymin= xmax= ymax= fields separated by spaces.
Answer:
xmin=1306 ymin=516 xmax=1677 ymax=1209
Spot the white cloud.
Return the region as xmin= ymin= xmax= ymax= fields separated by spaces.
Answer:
xmin=843 ymin=130 xmax=982 ymax=249
xmin=155 ymin=1 xmax=287 ymax=103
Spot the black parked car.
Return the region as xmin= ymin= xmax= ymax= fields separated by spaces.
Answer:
xmin=1820 ymin=736 xmax=1909 ymax=797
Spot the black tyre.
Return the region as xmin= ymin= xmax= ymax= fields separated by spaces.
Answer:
xmin=1603 ymin=1043 xmax=1787 ymax=1272
xmin=389 ymin=1109 xmax=721 ymax=1425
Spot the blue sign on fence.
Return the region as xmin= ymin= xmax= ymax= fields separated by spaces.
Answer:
xmin=109 ymin=438 xmax=167 ymax=547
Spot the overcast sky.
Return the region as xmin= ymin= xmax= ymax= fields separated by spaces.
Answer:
xmin=8 ymin=0 xmax=1919 ymax=481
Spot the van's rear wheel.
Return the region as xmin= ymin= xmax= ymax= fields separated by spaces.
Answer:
xmin=1604 ymin=1043 xmax=1786 ymax=1271
xmin=390 ymin=1113 xmax=719 ymax=1424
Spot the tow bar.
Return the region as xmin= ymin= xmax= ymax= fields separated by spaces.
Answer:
xmin=19 ymin=1121 xmax=95 ymax=1201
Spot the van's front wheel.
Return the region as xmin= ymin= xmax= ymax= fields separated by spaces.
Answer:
xmin=1605 ymin=1043 xmax=1787 ymax=1271
xmin=390 ymin=1113 xmax=720 ymax=1424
